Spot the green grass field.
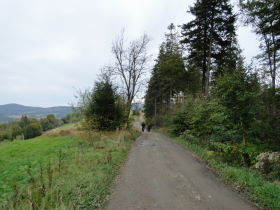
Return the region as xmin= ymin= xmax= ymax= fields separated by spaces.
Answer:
xmin=49 ymin=122 xmax=80 ymax=131
xmin=0 ymin=136 xmax=77 ymax=201
xmin=0 ymin=124 xmax=139 ymax=209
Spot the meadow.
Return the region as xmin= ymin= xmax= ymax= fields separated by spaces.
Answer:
xmin=0 ymin=124 xmax=139 ymax=209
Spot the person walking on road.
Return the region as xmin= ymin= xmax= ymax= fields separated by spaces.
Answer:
xmin=141 ymin=122 xmax=146 ymax=132
xmin=147 ymin=123 xmax=152 ymax=132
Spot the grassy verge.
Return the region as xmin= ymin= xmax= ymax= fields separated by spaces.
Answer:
xmin=49 ymin=122 xmax=80 ymax=131
xmin=163 ymin=131 xmax=280 ymax=210
xmin=0 ymin=125 xmax=140 ymax=209
xmin=0 ymin=136 xmax=77 ymax=202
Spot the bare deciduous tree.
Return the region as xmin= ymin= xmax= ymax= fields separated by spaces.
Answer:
xmin=110 ymin=31 xmax=150 ymax=119
xmin=240 ymin=0 xmax=280 ymax=89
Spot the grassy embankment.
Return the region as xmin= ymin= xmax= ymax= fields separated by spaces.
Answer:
xmin=159 ymin=129 xmax=280 ymax=210
xmin=0 ymin=123 xmax=140 ymax=209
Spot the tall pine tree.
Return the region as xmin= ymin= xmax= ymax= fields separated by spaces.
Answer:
xmin=181 ymin=0 xmax=238 ymax=95
xmin=145 ymin=24 xmax=186 ymax=122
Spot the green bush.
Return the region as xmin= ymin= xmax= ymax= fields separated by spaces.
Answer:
xmin=61 ymin=112 xmax=80 ymax=124
xmin=169 ymin=96 xmax=238 ymax=143
xmin=23 ymin=122 xmax=42 ymax=139
xmin=269 ymin=159 xmax=280 ymax=180
xmin=132 ymin=110 xmax=140 ymax=116
xmin=169 ymin=102 xmax=193 ymax=135
xmin=40 ymin=114 xmax=62 ymax=131
xmin=180 ymin=130 xmax=198 ymax=143
xmin=209 ymin=142 xmax=259 ymax=166
xmin=11 ymin=125 xmax=22 ymax=139
xmin=0 ymin=130 xmax=12 ymax=141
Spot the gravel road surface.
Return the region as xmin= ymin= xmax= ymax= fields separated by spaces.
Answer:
xmin=106 ymin=132 xmax=257 ymax=210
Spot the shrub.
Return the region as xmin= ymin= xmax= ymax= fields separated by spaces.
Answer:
xmin=0 ymin=130 xmax=12 ymax=141
xmin=169 ymin=96 xmax=237 ymax=143
xmin=62 ymin=112 xmax=80 ymax=124
xmin=11 ymin=125 xmax=22 ymax=139
xmin=270 ymin=159 xmax=280 ymax=180
xmin=132 ymin=110 xmax=140 ymax=116
xmin=180 ymin=130 xmax=198 ymax=143
xmin=40 ymin=114 xmax=62 ymax=131
xmin=209 ymin=142 xmax=260 ymax=167
xmin=168 ymin=96 xmax=195 ymax=135
xmin=214 ymin=69 xmax=261 ymax=144
xmin=23 ymin=122 xmax=42 ymax=139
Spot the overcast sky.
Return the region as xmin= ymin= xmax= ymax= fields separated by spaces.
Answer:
xmin=0 ymin=0 xmax=259 ymax=107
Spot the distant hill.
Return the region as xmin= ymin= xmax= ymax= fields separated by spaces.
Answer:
xmin=0 ymin=103 xmax=73 ymax=122
xmin=132 ymin=102 xmax=144 ymax=111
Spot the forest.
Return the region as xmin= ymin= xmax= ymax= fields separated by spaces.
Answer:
xmin=144 ymin=0 xmax=280 ymax=185
xmin=1 ymin=0 xmax=280 ymax=209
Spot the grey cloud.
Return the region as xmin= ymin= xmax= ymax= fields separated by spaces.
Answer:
xmin=0 ymin=0 xmax=259 ymax=107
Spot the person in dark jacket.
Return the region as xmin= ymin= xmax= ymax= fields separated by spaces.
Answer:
xmin=141 ymin=122 xmax=146 ymax=132
xmin=147 ymin=123 xmax=152 ymax=132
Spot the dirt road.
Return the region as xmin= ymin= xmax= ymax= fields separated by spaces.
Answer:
xmin=106 ymin=132 xmax=257 ymax=210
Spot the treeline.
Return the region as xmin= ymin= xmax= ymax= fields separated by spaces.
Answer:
xmin=145 ymin=0 xmax=280 ymax=150
xmin=0 ymin=113 xmax=78 ymax=141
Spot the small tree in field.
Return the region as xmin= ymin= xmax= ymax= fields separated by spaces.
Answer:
xmin=83 ymin=80 xmax=126 ymax=131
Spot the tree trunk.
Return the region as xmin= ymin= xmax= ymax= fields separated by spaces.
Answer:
xmin=202 ymin=22 xmax=208 ymax=95
xmin=154 ymin=98 xmax=157 ymax=117
xmin=205 ymin=23 xmax=214 ymax=97
xmin=240 ymin=118 xmax=246 ymax=145
xmin=125 ymin=99 xmax=133 ymax=127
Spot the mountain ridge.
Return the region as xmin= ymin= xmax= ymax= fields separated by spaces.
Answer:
xmin=0 ymin=103 xmax=73 ymax=122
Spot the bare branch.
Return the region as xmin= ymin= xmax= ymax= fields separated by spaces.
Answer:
xmin=110 ymin=31 xmax=150 ymax=114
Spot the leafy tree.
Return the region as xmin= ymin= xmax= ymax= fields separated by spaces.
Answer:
xmin=181 ymin=0 xmax=238 ymax=95
xmin=40 ymin=114 xmax=62 ymax=131
xmin=169 ymin=68 xmax=262 ymax=145
xmin=62 ymin=112 xmax=80 ymax=124
xmin=46 ymin=114 xmax=57 ymax=125
xmin=11 ymin=125 xmax=23 ymax=139
xmin=40 ymin=118 xmax=52 ymax=131
xmin=19 ymin=116 xmax=42 ymax=139
xmin=19 ymin=115 xmax=29 ymax=129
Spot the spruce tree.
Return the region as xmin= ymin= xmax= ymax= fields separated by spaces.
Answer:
xmin=181 ymin=0 xmax=238 ymax=95
xmin=145 ymin=24 xmax=186 ymax=123
xmin=84 ymin=80 xmax=126 ymax=131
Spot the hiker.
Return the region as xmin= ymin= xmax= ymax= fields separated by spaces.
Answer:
xmin=141 ymin=122 xmax=146 ymax=132
xmin=147 ymin=123 xmax=152 ymax=132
